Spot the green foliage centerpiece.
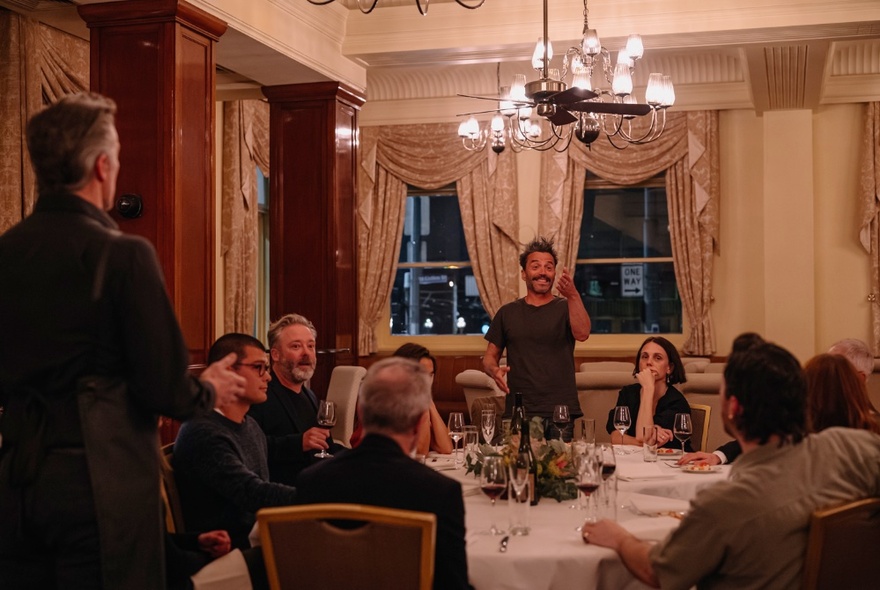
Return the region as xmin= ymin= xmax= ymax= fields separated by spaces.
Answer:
xmin=465 ymin=416 xmax=578 ymax=502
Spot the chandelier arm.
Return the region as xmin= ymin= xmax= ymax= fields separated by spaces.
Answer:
xmin=616 ymin=109 xmax=661 ymax=144
xmin=357 ymin=0 xmax=381 ymax=14
xmin=454 ymin=0 xmax=486 ymax=8
xmin=307 ymin=0 xmax=336 ymax=4
xmin=605 ymin=133 xmax=631 ymax=150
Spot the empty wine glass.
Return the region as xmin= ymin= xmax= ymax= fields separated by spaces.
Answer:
xmin=481 ymin=408 xmax=496 ymax=446
xmin=552 ymin=404 xmax=570 ymax=441
xmin=508 ymin=452 xmax=531 ymax=535
xmin=447 ymin=412 xmax=465 ymax=468
xmin=673 ymin=412 xmax=692 ymax=454
xmin=480 ymin=456 xmax=508 ymax=535
xmin=464 ymin=425 xmax=479 ymax=463
xmin=612 ymin=405 xmax=632 ymax=449
xmin=315 ymin=400 xmax=336 ymax=459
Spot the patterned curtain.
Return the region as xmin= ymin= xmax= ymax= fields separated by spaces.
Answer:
xmin=221 ymin=100 xmax=269 ymax=334
xmin=538 ymin=111 xmax=720 ymax=354
xmin=0 ymin=9 xmax=88 ymax=234
xmin=859 ymin=103 xmax=880 ymax=355
xmin=357 ymin=123 xmax=520 ymax=355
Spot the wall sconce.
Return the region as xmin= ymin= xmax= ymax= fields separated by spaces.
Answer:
xmin=116 ymin=193 xmax=143 ymax=218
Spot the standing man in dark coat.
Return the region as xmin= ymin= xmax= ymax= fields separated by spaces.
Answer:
xmin=296 ymin=357 xmax=470 ymax=590
xmin=247 ymin=313 xmax=344 ymax=485
xmin=0 ymin=93 xmax=245 ymax=590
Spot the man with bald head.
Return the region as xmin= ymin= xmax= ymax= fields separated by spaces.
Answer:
xmin=296 ymin=357 xmax=470 ymax=590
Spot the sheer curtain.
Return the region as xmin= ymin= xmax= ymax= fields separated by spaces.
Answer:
xmin=538 ymin=111 xmax=720 ymax=354
xmin=220 ymin=100 xmax=269 ymax=333
xmin=859 ymin=102 xmax=880 ymax=355
xmin=0 ymin=10 xmax=88 ymax=234
xmin=357 ymin=123 xmax=520 ymax=355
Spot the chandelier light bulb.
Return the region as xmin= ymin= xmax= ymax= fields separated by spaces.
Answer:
xmin=582 ymin=29 xmax=601 ymax=56
xmin=510 ymin=74 xmax=527 ymax=102
xmin=532 ymin=37 xmax=553 ymax=71
xmin=625 ymin=34 xmax=644 ymax=60
xmin=518 ymin=106 xmax=532 ymax=121
xmin=572 ymin=70 xmax=592 ymax=91
xmin=548 ymin=68 xmax=561 ymax=81
xmin=645 ymin=72 xmax=664 ymax=105
xmin=457 ymin=120 xmax=470 ymax=138
xmin=611 ymin=62 xmax=633 ymax=96
xmin=662 ymin=75 xmax=676 ymax=107
xmin=490 ymin=113 xmax=505 ymax=132
xmin=616 ymin=49 xmax=634 ymax=68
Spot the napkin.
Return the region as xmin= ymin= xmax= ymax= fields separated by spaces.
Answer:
xmin=427 ymin=456 xmax=458 ymax=472
xmin=616 ymin=463 xmax=672 ymax=480
xmin=629 ymin=494 xmax=690 ymax=516
xmin=191 ymin=549 xmax=253 ymax=590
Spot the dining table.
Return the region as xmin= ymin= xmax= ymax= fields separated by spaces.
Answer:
xmin=430 ymin=445 xmax=731 ymax=590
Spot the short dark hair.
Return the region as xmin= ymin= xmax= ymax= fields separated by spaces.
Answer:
xmin=26 ymin=92 xmax=118 ymax=194
xmin=632 ymin=336 xmax=687 ymax=385
xmin=392 ymin=343 xmax=436 ymax=374
xmin=723 ymin=342 xmax=806 ymax=445
xmin=208 ymin=333 xmax=267 ymax=365
xmin=519 ymin=237 xmax=558 ymax=270
xmin=730 ymin=332 xmax=765 ymax=356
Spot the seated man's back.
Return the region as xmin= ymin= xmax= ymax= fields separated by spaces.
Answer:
xmin=296 ymin=358 xmax=470 ymax=590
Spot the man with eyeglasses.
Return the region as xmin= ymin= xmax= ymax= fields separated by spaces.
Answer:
xmin=173 ymin=333 xmax=297 ymax=550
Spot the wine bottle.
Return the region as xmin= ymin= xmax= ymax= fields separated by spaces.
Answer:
xmin=516 ymin=398 xmax=540 ymax=505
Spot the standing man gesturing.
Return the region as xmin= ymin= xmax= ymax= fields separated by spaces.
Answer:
xmin=483 ymin=237 xmax=591 ymax=436
xmin=0 ymin=93 xmax=245 ymax=590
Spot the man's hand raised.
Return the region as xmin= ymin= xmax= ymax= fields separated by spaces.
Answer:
xmin=200 ymin=353 xmax=246 ymax=409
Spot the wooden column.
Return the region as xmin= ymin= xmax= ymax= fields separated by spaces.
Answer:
xmin=263 ymin=82 xmax=365 ymax=396
xmin=78 ymin=0 xmax=226 ymax=365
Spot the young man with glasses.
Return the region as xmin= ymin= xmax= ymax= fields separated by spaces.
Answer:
xmin=173 ymin=333 xmax=297 ymax=549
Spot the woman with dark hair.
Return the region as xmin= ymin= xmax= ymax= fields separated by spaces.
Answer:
xmin=350 ymin=344 xmax=453 ymax=455
xmin=605 ymin=336 xmax=692 ymax=450
xmin=804 ymin=353 xmax=880 ymax=435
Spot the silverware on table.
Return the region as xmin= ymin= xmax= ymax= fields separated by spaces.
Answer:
xmin=498 ymin=535 xmax=510 ymax=553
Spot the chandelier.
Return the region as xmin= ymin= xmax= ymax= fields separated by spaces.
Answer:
xmin=458 ymin=0 xmax=675 ymax=153
xmin=307 ymin=0 xmax=485 ymax=16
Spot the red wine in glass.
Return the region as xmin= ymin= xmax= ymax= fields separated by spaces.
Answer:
xmin=576 ymin=482 xmax=600 ymax=496
xmin=601 ymin=464 xmax=616 ymax=480
xmin=480 ymin=483 xmax=506 ymax=501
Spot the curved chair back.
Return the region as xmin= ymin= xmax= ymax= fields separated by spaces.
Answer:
xmin=455 ymin=369 xmax=505 ymax=422
xmin=802 ymin=497 xmax=880 ymax=590
xmin=687 ymin=403 xmax=711 ymax=452
xmin=257 ymin=503 xmax=436 ymax=590
xmin=160 ymin=443 xmax=185 ymax=533
xmin=325 ymin=365 xmax=367 ymax=447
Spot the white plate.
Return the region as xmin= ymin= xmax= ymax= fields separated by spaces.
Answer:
xmin=680 ymin=465 xmax=721 ymax=474
xmin=656 ymin=448 xmax=683 ymax=457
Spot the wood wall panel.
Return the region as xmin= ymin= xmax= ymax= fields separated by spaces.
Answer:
xmin=264 ymin=82 xmax=364 ymax=395
xmin=79 ymin=0 xmax=226 ymax=365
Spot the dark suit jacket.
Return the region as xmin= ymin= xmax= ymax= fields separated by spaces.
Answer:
xmin=247 ymin=375 xmax=343 ymax=486
xmin=296 ymin=434 xmax=470 ymax=590
xmin=716 ymin=439 xmax=742 ymax=463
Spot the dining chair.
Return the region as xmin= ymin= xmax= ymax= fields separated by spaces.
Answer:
xmin=687 ymin=403 xmax=711 ymax=452
xmin=324 ymin=365 xmax=367 ymax=448
xmin=160 ymin=443 xmax=186 ymax=534
xmin=801 ymin=497 xmax=880 ymax=590
xmin=257 ymin=503 xmax=436 ymax=590
xmin=455 ymin=369 xmax=505 ymax=420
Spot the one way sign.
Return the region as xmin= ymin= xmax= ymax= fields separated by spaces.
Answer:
xmin=621 ymin=265 xmax=643 ymax=298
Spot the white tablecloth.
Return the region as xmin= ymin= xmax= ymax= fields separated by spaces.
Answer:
xmin=436 ymin=445 xmax=731 ymax=590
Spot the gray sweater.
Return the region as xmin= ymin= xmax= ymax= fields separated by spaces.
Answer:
xmin=173 ymin=411 xmax=297 ymax=548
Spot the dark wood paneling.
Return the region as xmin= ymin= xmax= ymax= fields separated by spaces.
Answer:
xmin=264 ymin=82 xmax=364 ymax=395
xmin=79 ymin=0 xmax=225 ymax=365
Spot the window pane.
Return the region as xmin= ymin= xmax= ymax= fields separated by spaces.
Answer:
xmin=398 ymin=194 xmax=470 ymax=263
xmin=578 ymin=187 xmax=671 ymax=259
xmin=573 ymin=262 xmax=681 ymax=334
xmin=390 ymin=267 xmax=491 ymax=336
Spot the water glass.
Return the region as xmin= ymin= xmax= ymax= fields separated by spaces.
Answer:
xmin=642 ymin=425 xmax=658 ymax=462
xmin=464 ymin=425 xmax=479 ymax=462
xmin=508 ymin=452 xmax=531 ymax=535
xmin=447 ymin=412 xmax=465 ymax=468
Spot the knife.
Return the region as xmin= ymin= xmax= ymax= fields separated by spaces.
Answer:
xmin=498 ymin=535 xmax=510 ymax=553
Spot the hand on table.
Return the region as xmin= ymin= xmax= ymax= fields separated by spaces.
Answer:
xmin=581 ymin=519 xmax=630 ymax=550
xmin=677 ymin=451 xmax=721 ymax=466
xmin=655 ymin=427 xmax=674 ymax=447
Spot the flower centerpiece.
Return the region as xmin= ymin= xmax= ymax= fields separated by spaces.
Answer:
xmin=465 ymin=416 xmax=578 ymax=502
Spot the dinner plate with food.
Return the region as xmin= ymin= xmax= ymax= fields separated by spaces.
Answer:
xmin=656 ymin=448 xmax=683 ymax=457
xmin=680 ymin=464 xmax=722 ymax=474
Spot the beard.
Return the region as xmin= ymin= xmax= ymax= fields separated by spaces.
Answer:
xmin=279 ymin=357 xmax=316 ymax=384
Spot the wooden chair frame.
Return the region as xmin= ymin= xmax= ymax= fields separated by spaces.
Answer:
xmin=257 ymin=503 xmax=436 ymax=590
xmin=688 ymin=403 xmax=711 ymax=452
xmin=160 ymin=443 xmax=186 ymax=533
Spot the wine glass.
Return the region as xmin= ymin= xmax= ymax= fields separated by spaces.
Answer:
xmin=552 ymin=404 xmax=570 ymax=441
xmin=612 ymin=405 xmax=632 ymax=448
xmin=463 ymin=425 xmax=479 ymax=463
xmin=574 ymin=450 xmax=602 ymax=528
xmin=480 ymin=456 xmax=508 ymax=535
xmin=315 ymin=400 xmax=336 ymax=459
xmin=673 ymin=413 xmax=692 ymax=454
xmin=481 ymin=408 xmax=496 ymax=446
xmin=508 ymin=452 xmax=531 ymax=535
xmin=447 ymin=412 xmax=465 ymax=468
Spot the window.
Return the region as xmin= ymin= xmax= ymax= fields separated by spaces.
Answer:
xmin=574 ymin=171 xmax=682 ymax=334
xmin=389 ymin=185 xmax=490 ymax=336
xmin=255 ymin=166 xmax=270 ymax=342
